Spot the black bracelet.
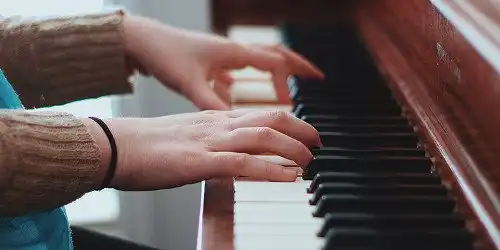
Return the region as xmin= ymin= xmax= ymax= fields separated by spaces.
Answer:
xmin=88 ymin=117 xmax=117 ymax=190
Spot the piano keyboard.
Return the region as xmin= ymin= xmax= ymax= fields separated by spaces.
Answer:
xmin=233 ymin=77 xmax=476 ymax=250
xmin=229 ymin=24 xmax=479 ymax=250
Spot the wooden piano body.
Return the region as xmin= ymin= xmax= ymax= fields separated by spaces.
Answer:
xmin=200 ymin=1 xmax=500 ymax=249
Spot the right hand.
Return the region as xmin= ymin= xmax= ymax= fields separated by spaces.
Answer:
xmin=123 ymin=14 xmax=324 ymax=110
xmin=85 ymin=109 xmax=321 ymax=190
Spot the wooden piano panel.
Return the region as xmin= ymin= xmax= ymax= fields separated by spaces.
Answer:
xmin=211 ymin=0 xmax=350 ymax=35
xmin=354 ymin=0 xmax=500 ymax=249
xmin=201 ymin=178 xmax=234 ymax=250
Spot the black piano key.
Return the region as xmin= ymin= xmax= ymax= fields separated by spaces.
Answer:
xmin=292 ymin=95 xmax=398 ymax=105
xmin=323 ymin=228 xmax=473 ymax=250
xmin=289 ymin=79 xmax=392 ymax=94
xmin=307 ymin=172 xmax=442 ymax=193
xmin=284 ymin=27 xmax=475 ymax=250
xmin=311 ymin=123 xmax=414 ymax=133
xmin=292 ymin=93 xmax=394 ymax=105
xmin=303 ymin=156 xmax=431 ymax=179
xmin=293 ymin=103 xmax=402 ymax=117
xmin=319 ymin=132 xmax=419 ymax=148
xmin=289 ymin=81 xmax=391 ymax=92
xmin=318 ymin=213 xmax=466 ymax=237
xmin=302 ymin=115 xmax=409 ymax=125
xmin=313 ymin=195 xmax=455 ymax=217
xmin=309 ymin=183 xmax=447 ymax=205
xmin=311 ymin=147 xmax=425 ymax=157
xmin=289 ymin=85 xmax=393 ymax=101
xmin=291 ymin=91 xmax=393 ymax=102
xmin=290 ymin=101 xmax=401 ymax=111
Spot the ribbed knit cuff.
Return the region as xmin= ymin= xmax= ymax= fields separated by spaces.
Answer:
xmin=0 ymin=110 xmax=100 ymax=216
xmin=0 ymin=10 xmax=133 ymax=108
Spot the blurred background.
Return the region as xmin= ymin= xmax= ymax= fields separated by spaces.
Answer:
xmin=0 ymin=0 xmax=282 ymax=249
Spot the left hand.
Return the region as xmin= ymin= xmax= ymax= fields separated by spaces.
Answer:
xmin=123 ymin=14 xmax=324 ymax=110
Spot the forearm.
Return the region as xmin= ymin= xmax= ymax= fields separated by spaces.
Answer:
xmin=0 ymin=110 xmax=105 ymax=216
xmin=0 ymin=11 xmax=133 ymax=108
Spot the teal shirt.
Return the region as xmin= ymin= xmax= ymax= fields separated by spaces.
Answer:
xmin=0 ymin=69 xmax=73 ymax=250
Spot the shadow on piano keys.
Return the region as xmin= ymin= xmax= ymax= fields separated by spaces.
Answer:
xmin=199 ymin=1 xmax=500 ymax=250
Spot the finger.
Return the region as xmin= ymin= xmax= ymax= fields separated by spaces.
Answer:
xmin=242 ymin=46 xmax=292 ymax=103
xmin=186 ymin=81 xmax=231 ymax=111
xmin=213 ymin=78 xmax=232 ymax=105
xmin=271 ymin=45 xmax=324 ymax=79
xmin=225 ymin=108 xmax=283 ymax=118
xmin=214 ymin=72 xmax=235 ymax=106
xmin=215 ymin=72 xmax=235 ymax=85
xmin=225 ymin=45 xmax=293 ymax=103
xmin=215 ymin=127 xmax=313 ymax=167
xmin=231 ymin=109 xmax=322 ymax=148
xmin=270 ymin=62 xmax=292 ymax=104
xmin=223 ymin=43 xmax=286 ymax=71
xmin=210 ymin=152 xmax=298 ymax=181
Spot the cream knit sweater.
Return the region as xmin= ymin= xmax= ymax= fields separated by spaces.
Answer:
xmin=0 ymin=11 xmax=133 ymax=216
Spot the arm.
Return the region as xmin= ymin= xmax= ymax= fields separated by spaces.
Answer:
xmin=0 ymin=110 xmax=111 ymax=216
xmin=0 ymin=10 xmax=133 ymax=108
xmin=0 ymin=9 xmax=324 ymax=216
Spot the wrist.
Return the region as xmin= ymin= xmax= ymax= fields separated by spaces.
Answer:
xmin=82 ymin=118 xmax=111 ymax=189
xmin=122 ymin=13 xmax=147 ymax=59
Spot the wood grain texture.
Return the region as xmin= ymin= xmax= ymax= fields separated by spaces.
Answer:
xmin=353 ymin=1 xmax=500 ymax=249
xmin=200 ymin=178 xmax=234 ymax=250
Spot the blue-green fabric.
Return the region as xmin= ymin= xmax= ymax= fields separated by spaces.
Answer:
xmin=0 ymin=69 xmax=72 ymax=250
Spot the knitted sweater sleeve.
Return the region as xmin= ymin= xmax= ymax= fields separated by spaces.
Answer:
xmin=0 ymin=11 xmax=133 ymax=216
xmin=0 ymin=110 xmax=101 ymax=216
xmin=0 ymin=10 xmax=133 ymax=108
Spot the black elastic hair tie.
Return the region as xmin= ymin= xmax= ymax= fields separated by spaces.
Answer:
xmin=88 ymin=117 xmax=117 ymax=190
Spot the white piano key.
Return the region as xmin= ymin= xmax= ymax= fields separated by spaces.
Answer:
xmin=234 ymin=175 xmax=322 ymax=249
xmin=235 ymin=202 xmax=316 ymax=224
xmin=235 ymin=181 xmax=311 ymax=190
xmin=235 ymin=235 xmax=323 ymax=250
xmin=235 ymin=180 xmax=312 ymax=202
xmin=231 ymin=81 xmax=277 ymax=102
xmin=235 ymin=222 xmax=322 ymax=235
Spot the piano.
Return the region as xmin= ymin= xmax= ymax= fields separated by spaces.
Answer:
xmin=199 ymin=1 xmax=500 ymax=250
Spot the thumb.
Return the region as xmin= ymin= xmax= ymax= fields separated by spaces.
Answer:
xmin=185 ymin=81 xmax=231 ymax=111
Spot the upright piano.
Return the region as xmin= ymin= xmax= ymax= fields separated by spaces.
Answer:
xmin=199 ymin=1 xmax=500 ymax=249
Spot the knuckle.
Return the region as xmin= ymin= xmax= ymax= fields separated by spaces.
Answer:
xmin=265 ymin=110 xmax=290 ymax=124
xmin=228 ymin=127 xmax=247 ymax=138
xmin=273 ymin=43 xmax=286 ymax=50
xmin=265 ymin=164 xmax=274 ymax=177
xmin=277 ymin=53 xmax=287 ymax=63
xmin=221 ymin=119 xmax=234 ymax=131
xmin=210 ymin=152 xmax=235 ymax=176
xmin=218 ymin=153 xmax=250 ymax=177
xmin=254 ymin=127 xmax=274 ymax=141
xmin=233 ymin=153 xmax=251 ymax=167
xmin=298 ymin=146 xmax=314 ymax=165
xmin=192 ymin=116 xmax=215 ymax=125
xmin=211 ymin=152 xmax=228 ymax=165
xmin=200 ymin=110 xmax=218 ymax=116
xmin=182 ymin=150 xmax=205 ymax=172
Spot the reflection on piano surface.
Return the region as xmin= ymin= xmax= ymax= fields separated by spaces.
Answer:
xmin=200 ymin=1 xmax=500 ymax=250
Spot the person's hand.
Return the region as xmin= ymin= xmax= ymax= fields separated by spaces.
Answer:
xmin=84 ymin=109 xmax=322 ymax=190
xmin=122 ymin=14 xmax=324 ymax=110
